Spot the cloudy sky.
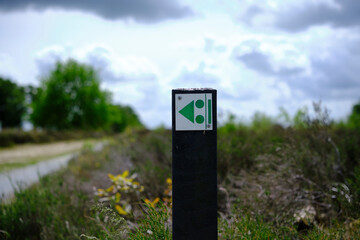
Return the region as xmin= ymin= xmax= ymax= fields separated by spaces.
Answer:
xmin=0 ymin=0 xmax=359 ymax=128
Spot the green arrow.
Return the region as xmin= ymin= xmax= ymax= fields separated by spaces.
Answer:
xmin=179 ymin=100 xmax=194 ymax=123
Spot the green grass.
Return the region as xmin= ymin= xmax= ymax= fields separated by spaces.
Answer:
xmin=114 ymin=125 xmax=360 ymax=239
xmin=0 ymin=159 xmax=41 ymax=172
xmin=0 ymin=151 xmax=77 ymax=172
xmin=218 ymin=212 xmax=360 ymax=240
xmin=1 ymin=110 xmax=359 ymax=239
xmin=0 ymin=173 xmax=106 ymax=240
xmin=129 ymin=203 xmax=172 ymax=240
xmin=219 ymin=215 xmax=288 ymax=239
xmin=0 ymin=145 xmax=115 ymax=240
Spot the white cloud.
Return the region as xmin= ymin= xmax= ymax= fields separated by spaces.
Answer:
xmin=34 ymin=44 xmax=165 ymax=127
xmin=80 ymin=46 xmax=160 ymax=83
xmin=1 ymin=1 xmax=360 ymax=128
xmin=238 ymin=0 xmax=360 ymax=32
xmin=0 ymin=53 xmax=20 ymax=82
xmin=35 ymin=45 xmax=71 ymax=76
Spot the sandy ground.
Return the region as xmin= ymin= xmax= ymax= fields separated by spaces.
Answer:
xmin=0 ymin=141 xmax=86 ymax=163
xmin=0 ymin=141 xmax=107 ymax=200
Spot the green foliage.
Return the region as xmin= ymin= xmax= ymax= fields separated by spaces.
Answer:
xmin=3 ymin=100 xmax=360 ymax=239
xmin=80 ymin=204 xmax=128 ymax=240
xmin=348 ymin=102 xmax=360 ymax=130
xmin=31 ymin=59 xmax=111 ymax=130
xmin=109 ymin=104 xmax=143 ymax=133
xmin=292 ymin=107 xmax=308 ymax=128
xmin=0 ymin=129 xmax=107 ymax=147
xmin=129 ymin=203 xmax=171 ymax=240
xmin=348 ymin=166 xmax=360 ymax=212
xmin=118 ymin=130 xmax=172 ymax=198
xmin=277 ymin=106 xmax=292 ymax=126
xmin=219 ymin=114 xmax=239 ymax=134
xmin=207 ymin=102 xmax=360 ymax=238
xmin=0 ymin=173 xmax=106 ymax=240
xmin=217 ymin=129 xmax=254 ymax=180
xmin=251 ymin=111 xmax=274 ymax=132
xmin=25 ymin=85 xmax=43 ymax=107
xmin=219 ymin=211 xmax=360 ymax=240
xmin=0 ymin=143 xmax=117 ymax=240
xmin=219 ymin=215 xmax=284 ymax=239
xmin=95 ymin=170 xmax=144 ymax=216
xmin=29 ymin=59 xmax=143 ymax=132
xmin=0 ymin=77 xmax=26 ymax=128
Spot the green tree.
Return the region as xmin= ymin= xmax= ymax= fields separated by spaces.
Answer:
xmin=31 ymin=59 xmax=110 ymax=130
xmin=25 ymin=85 xmax=42 ymax=105
xmin=293 ymin=107 xmax=308 ymax=129
xmin=109 ymin=104 xmax=143 ymax=133
xmin=251 ymin=111 xmax=274 ymax=131
xmin=0 ymin=77 xmax=26 ymax=128
xmin=348 ymin=102 xmax=360 ymax=130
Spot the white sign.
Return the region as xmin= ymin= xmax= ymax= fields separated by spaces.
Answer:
xmin=175 ymin=93 xmax=213 ymax=131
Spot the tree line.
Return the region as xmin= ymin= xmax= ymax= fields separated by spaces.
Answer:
xmin=1 ymin=58 xmax=359 ymax=132
xmin=0 ymin=59 xmax=142 ymax=132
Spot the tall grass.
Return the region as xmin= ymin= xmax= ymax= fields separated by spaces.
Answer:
xmin=112 ymin=104 xmax=360 ymax=239
xmin=0 ymin=173 xmax=106 ymax=239
xmin=1 ymin=103 xmax=359 ymax=239
xmin=0 ymin=146 xmax=115 ymax=239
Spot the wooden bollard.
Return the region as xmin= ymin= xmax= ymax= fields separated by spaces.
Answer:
xmin=172 ymin=88 xmax=217 ymax=240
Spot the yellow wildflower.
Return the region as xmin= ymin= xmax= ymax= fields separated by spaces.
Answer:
xmin=144 ymin=197 xmax=160 ymax=208
xmin=106 ymin=186 xmax=114 ymax=192
xmin=96 ymin=188 xmax=105 ymax=197
xmin=108 ymin=173 xmax=116 ymax=181
xmin=115 ymin=204 xmax=128 ymax=215
xmin=115 ymin=193 xmax=121 ymax=203
xmin=121 ymin=170 xmax=129 ymax=178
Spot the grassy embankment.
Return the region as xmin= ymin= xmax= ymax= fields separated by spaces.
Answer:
xmin=1 ymin=115 xmax=360 ymax=239
xmin=0 ymin=129 xmax=108 ymax=148
xmin=0 ymin=141 xmax=126 ymax=239
xmin=0 ymin=138 xmax=109 ymax=173
xmin=0 ymin=129 xmax=112 ymax=172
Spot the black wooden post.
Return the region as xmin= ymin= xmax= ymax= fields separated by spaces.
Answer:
xmin=172 ymin=88 xmax=217 ymax=240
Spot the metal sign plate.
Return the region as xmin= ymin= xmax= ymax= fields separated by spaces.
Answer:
xmin=175 ymin=93 xmax=213 ymax=131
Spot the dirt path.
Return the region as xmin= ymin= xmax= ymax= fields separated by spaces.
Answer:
xmin=0 ymin=140 xmax=87 ymax=164
xmin=0 ymin=141 xmax=108 ymax=200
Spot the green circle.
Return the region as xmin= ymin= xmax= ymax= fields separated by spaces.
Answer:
xmin=195 ymin=100 xmax=204 ymax=109
xmin=196 ymin=115 xmax=204 ymax=124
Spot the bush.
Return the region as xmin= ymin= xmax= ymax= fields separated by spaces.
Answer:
xmin=0 ymin=173 xmax=105 ymax=240
xmin=0 ymin=129 xmax=108 ymax=147
xmin=129 ymin=203 xmax=172 ymax=240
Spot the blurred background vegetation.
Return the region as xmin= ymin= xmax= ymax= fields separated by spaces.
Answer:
xmin=0 ymin=77 xmax=26 ymax=129
xmin=1 ymin=58 xmax=360 ymax=239
xmin=0 ymin=59 xmax=143 ymax=147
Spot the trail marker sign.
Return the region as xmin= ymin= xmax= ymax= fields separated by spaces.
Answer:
xmin=172 ymin=88 xmax=217 ymax=240
xmin=175 ymin=93 xmax=213 ymax=131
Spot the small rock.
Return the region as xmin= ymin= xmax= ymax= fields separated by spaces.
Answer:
xmin=294 ymin=205 xmax=316 ymax=231
xmin=218 ymin=186 xmax=231 ymax=216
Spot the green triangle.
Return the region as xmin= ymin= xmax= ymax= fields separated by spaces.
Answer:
xmin=179 ymin=100 xmax=194 ymax=123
